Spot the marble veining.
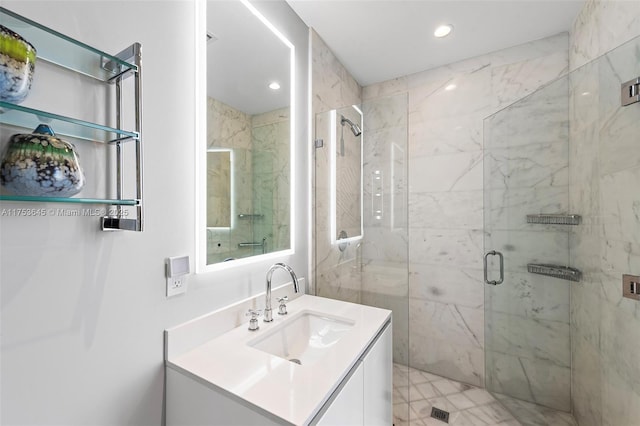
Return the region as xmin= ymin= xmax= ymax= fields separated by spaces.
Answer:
xmin=569 ymin=7 xmax=640 ymax=422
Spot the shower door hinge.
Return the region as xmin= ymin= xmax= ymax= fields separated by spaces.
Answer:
xmin=621 ymin=77 xmax=640 ymax=106
xmin=314 ymin=138 xmax=324 ymax=148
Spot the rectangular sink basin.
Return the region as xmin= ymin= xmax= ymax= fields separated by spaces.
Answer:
xmin=248 ymin=311 xmax=354 ymax=365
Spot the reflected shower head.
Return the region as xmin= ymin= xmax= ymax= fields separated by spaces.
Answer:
xmin=340 ymin=115 xmax=362 ymax=137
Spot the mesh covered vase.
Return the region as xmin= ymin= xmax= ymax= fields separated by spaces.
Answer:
xmin=0 ymin=124 xmax=85 ymax=197
xmin=0 ymin=24 xmax=36 ymax=104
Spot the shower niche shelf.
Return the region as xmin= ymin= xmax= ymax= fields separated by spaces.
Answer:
xmin=527 ymin=263 xmax=582 ymax=282
xmin=526 ymin=214 xmax=581 ymax=225
xmin=0 ymin=7 xmax=143 ymax=231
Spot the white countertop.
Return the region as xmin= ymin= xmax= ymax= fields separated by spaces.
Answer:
xmin=166 ymin=294 xmax=391 ymax=425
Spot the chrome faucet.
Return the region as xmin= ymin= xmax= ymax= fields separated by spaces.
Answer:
xmin=264 ymin=263 xmax=300 ymax=322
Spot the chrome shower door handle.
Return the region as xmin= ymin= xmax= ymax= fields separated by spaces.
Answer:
xmin=484 ymin=250 xmax=504 ymax=285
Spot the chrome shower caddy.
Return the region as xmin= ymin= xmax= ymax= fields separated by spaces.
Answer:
xmin=0 ymin=7 xmax=143 ymax=231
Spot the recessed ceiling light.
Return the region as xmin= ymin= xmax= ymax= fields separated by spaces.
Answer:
xmin=268 ymin=82 xmax=281 ymax=90
xmin=434 ymin=24 xmax=453 ymax=38
xmin=445 ymin=83 xmax=457 ymax=91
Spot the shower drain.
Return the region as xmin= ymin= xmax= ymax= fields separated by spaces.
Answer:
xmin=430 ymin=407 xmax=450 ymax=423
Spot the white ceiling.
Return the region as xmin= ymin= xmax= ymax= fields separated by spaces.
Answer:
xmin=286 ymin=0 xmax=585 ymax=86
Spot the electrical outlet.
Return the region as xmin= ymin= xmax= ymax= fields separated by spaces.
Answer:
xmin=167 ymin=275 xmax=187 ymax=297
xmin=622 ymin=274 xmax=640 ymax=301
xmin=165 ymin=255 xmax=190 ymax=298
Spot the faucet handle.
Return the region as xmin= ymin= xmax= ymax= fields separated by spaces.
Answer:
xmin=246 ymin=309 xmax=262 ymax=331
xmin=277 ymin=296 xmax=289 ymax=315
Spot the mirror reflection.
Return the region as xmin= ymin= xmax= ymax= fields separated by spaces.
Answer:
xmin=205 ymin=0 xmax=292 ymax=265
xmin=206 ymin=149 xmax=232 ymax=228
xmin=335 ymin=106 xmax=363 ymax=242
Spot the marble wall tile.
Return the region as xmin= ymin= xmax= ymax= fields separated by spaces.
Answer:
xmin=600 ymin=364 xmax=640 ymax=426
xmin=485 ymin=141 xmax=569 ymax=191
xmin=485 ymin=71 xmax=568 ymax=141
xmin=570 ymin=0 xmax=601 ymax=70
xmin=485 ymin=350 xmax=571 ymax=411
xmin=409 ymin=69 xmax=493 ymax=123
xmin=570 ymin=0 xmax=640 ymax=71
xmin=486 ymin=186 xmax=569 ymax=232
xmin=410 ymin=299 xmax=484 ymax=350
xmin=409 ymin=151 xmax=483 ymax=193
xmin=600 ymin=281 xmax=640 ymax=425
xmin=494 ymin=392 xmax=577 ymax=426
xmin=485 ymin=271 xmax=570 ymax=323
xmin=485 ymin=230 xmax=569 ymax=272
xmin=570 ymin=337 xmax=602 ymax=426
xmin=363 ymin=77 xmax=408 ymax=101
xmin=600 ymin=166 xmax=640 ymax=246
xmin=568 ymin=60 xmax=599 ymax=133
xmin=409 ymin=191 xmax=484 ymax=230
xmin=486 ymin=312 xmax=570 ymax=368
xmin=409 ymin=264 xmax=483 ymax=309
xmin=361 ymin=229 xmax=408 ymax=263
xmin=491 ymin=49 xmax=568 ymax=112
xmin=408 ymin=229 xmax=483 ymax=269
xmin=362 ymin=261 xmax=409 ymax=363
xmin=363 ymin=94 xmax=408 ymax=132
xmin=409 ymin=335 xmax=484 ymax=387
xmin=311 ymin=29 xmax=361 ymax=115
xmin=409 ymin=115 xmax=482 ymax=157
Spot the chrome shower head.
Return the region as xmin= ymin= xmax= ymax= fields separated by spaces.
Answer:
xmin=341 ymin=115 xmax=362 ymax=137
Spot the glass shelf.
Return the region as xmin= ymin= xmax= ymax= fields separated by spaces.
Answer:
xmin=0 ymin=7 xmax=137 ymax=82
xmin=0 ymin=195 xmax=138 ymax=205
xmin=0 ymin=101 xmax=138 ymax=143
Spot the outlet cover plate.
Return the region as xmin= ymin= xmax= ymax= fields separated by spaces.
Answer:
xmin=167 ymin=275 xmax=187 ymax=297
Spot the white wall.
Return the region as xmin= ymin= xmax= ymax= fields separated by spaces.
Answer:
xmin=0 ymin=1 xmax=309 ymax=424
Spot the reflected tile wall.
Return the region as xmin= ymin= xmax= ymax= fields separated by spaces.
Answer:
xmin=363 ymin=33 xmax=569 ymax=389
xmin=251 ymin=107 xmax=290 ymax=253
xmin=206 ymin=99 xmax=290 ymax=263
xmin=570 ymin=2 xmax=640 ymax=422
xmin=206 ymin=97 xmax=253 ymax=263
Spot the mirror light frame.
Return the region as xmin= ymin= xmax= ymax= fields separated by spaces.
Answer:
xmin=195 ymin=0 xmax=296 ymax=273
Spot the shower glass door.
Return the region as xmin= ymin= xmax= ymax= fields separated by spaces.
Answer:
xmin=313 ymin=95 xmax=410 ymax=425
xmin=484 ymin=35 xmax=640 ymax=425
xmin=483 ymin=74 xmax=573 ymax=414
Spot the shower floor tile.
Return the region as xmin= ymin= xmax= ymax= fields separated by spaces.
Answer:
xmin=392 ymin=364 xmax=577 ymax=426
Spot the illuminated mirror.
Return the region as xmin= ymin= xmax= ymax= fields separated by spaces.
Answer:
xmin=201 ymin=0 xmax=294 ymax=267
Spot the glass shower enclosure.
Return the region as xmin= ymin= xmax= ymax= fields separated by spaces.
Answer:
xmin=313 ymin=95 xmax=410 ymax=424
xmin=483 ymin=35 xmax=640 ymax=425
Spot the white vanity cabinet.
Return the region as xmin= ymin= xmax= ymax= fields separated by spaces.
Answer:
xmin=165 ymin=294 xmax=392 ymax=426
xmin=316 ymin=362 xmax=364 ymax=426
xmin=315 ymin=323 xmax=392 ymax=426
